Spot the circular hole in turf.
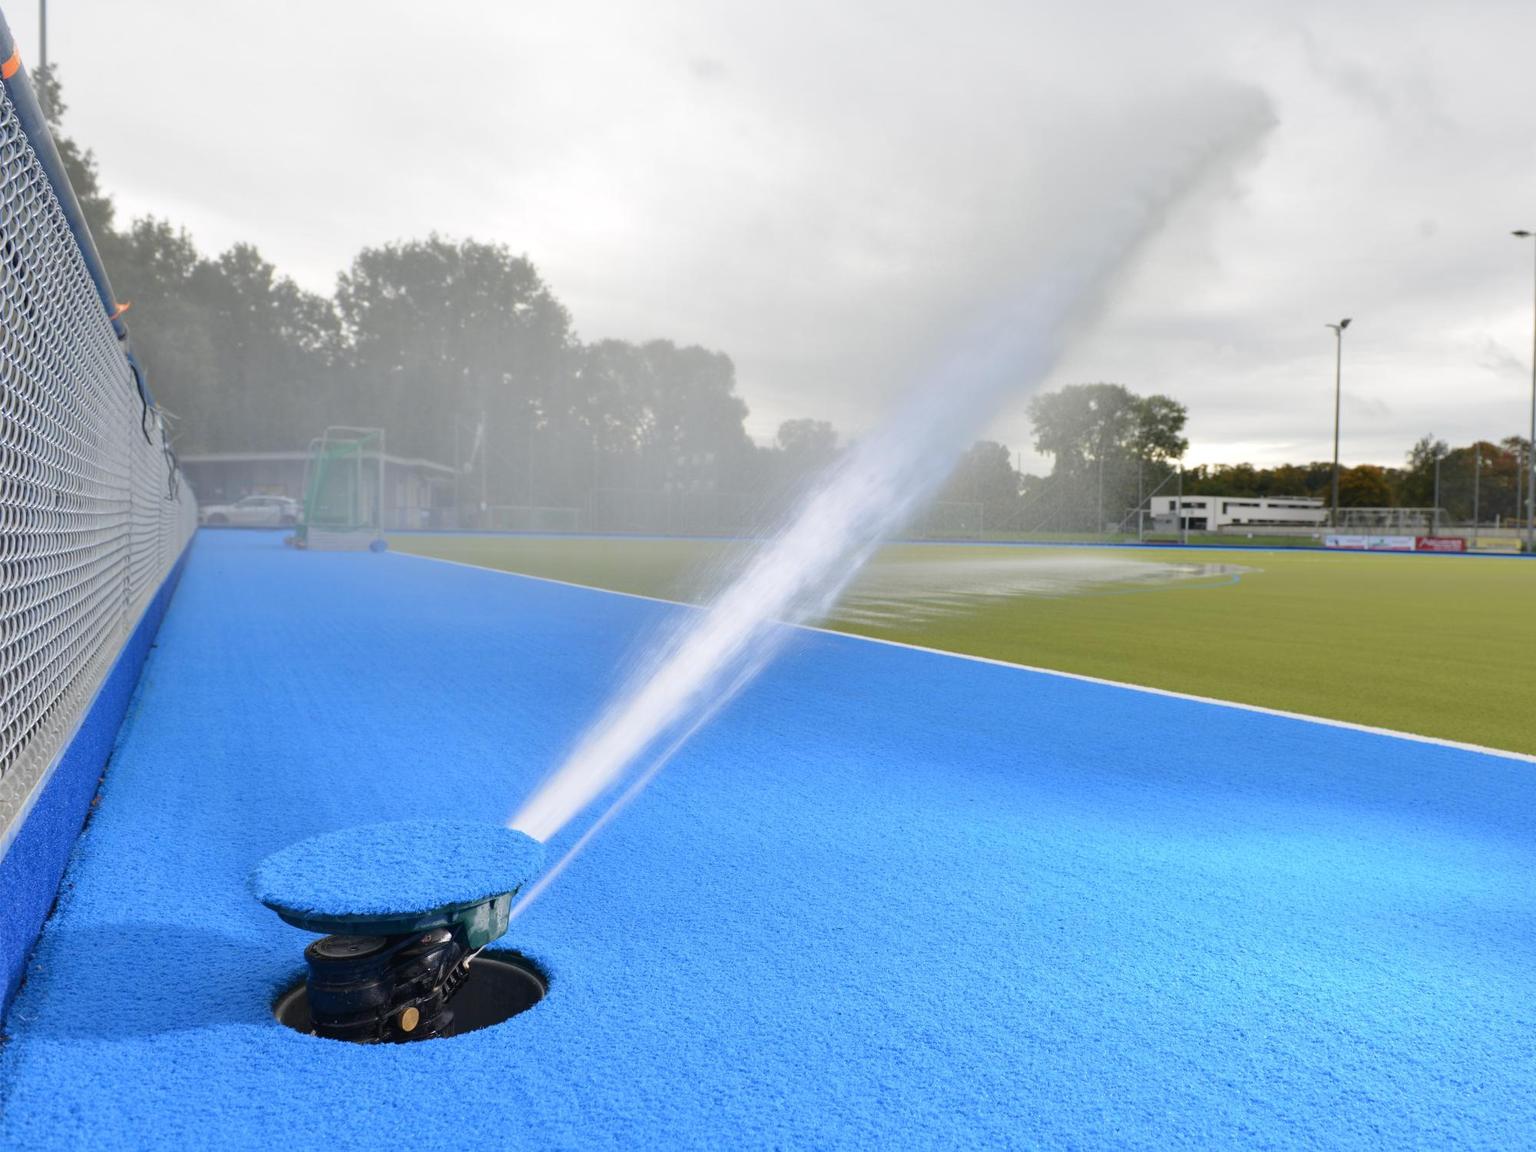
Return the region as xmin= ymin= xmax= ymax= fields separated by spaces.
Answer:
xmin=274 ymin=951 xmax=547 ymax=1041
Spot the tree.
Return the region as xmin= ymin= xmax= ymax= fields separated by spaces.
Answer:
xmin=335 ymin=236 xmax=574 ymax=501
xmin=1129 ymin=394 xmax=1189 ymax=464
xmin=1503 ymin=437 xmax=1532 ymax=527
xmin=1185 ymin=461 xmax=1333 ymax=500
xmin=33 ymin=67 xmax=117 ymax=249
xmin=777 ymin=418 xmax=838 ymax=461
xmin=630 ymin=340 xmax=753 ymax=494
xmin=1027 ymin=383 xmax=1137 ymax=472
xmin=193 ymin=243 xmax=342 ymax=450
xmin=1188 ymin=463 xmax=1258 ymax=496
xmin=1401 ymin=435 xmax=1449 ymax=509
xmin=773 ymin=419 xmax=839 ymax=487
xmin=28 ymin=71 xmax=846 ymax=531
xmin=1338 ymin=464 xmax=1394 ymax=507
xmin=1025 ymin=383 xmax=1187 ymax=531
xmin=1396 ymin=437 xmax=1527 ymax=523
xmin=561 ymin=338 xmax=757 ymax=504
xmin=1264 ymin=463 xmax=1321 ymax=498
xmin=939 ymin=441 xmax=1021 ymax=527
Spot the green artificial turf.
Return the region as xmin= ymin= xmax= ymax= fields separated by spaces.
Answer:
xmin=390 ymin=535 xmax=1536 ymax=754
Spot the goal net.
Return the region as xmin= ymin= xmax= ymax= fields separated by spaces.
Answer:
xmin=910 ymin=501 xmax=986 ymax=540
xmin=297 ymin=427 xmax=385 ymax=550
xmin=486 ymin=505 xmax=583 ymax=532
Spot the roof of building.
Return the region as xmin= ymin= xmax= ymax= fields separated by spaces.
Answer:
xmin=179 ymin=450 xmax=456 ymax=475
xmin=1157 ymin=494 xmax=1323 ymax=506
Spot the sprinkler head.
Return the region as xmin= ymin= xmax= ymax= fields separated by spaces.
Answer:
xmin=251 ymin=820 xmax=545 ymax=1044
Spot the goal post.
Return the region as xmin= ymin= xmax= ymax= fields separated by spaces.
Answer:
xmin=296 ymin=427 xmax=386 ymax=550
xmin=485 ymin=505 xmax=583 ymax=532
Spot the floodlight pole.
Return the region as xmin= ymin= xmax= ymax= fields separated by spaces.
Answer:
xmin=1514 ymin=232 xmax=1536 ymax=552
xmin=1529 ymin=240 xmax=1536 ymax=552
xmin=1096 ymin=450 xmax=1105 ymax=536
xmin=1519 ymin=446 xmax=1527 ymax=538
xmin=35 ymin=0 xmax=47 ymax=119
xmin=1473 ymin=444 xmax=1481 ymax=548
xmin=481 ymin=412 xmax=489 ymax=524
xmin=1433 ymin=451 xmax=1441 ymax=535
xmin=1326 ymin=318 xmax=1352 ymax=528
xmin=1177 ymin=459 xmax=1186 ymax=545
xmin=379 ymin=428 xmax=387 ymax=532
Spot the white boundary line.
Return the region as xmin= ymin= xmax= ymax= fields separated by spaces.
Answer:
xmin=390 ymin=548 xmax=1536 ymax=766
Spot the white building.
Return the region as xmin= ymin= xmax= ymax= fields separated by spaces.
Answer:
xmin=1149 ymin=495 xmax=1327 ymax=533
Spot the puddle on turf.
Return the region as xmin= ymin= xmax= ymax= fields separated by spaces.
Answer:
xmin=833 ymin=554 xmax=1254 ymax=625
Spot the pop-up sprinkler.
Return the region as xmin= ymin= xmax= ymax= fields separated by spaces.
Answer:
xmin=252 ymin=820 xmax=546 ymax=1043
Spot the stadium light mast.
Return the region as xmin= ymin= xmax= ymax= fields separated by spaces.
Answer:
xmin=1473 ymin=443 xmax=1481 ymax=548
xmin=1512 ymin=231 xmax=1536 ymax=553
xmin=34 ymin=0 xmax=47 ymax=119
xmin=1433 ymin=447 xmax=1442 ymax=535
xmin=1326 ymin=318 xmax=1352 ymax=528
xmin=1176 ymin=455 xmax=1186 ymax=546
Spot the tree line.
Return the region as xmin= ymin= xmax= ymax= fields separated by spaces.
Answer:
xmin=40 ymin=74 xmax=843 ymax=520
xmin=937 ymin=383 xmax=1531 ymax=533
xmin=41 ymin=72 xmax=1530 ymax=533
xmin=1173 ymin=436 xmax=1529 ymax=524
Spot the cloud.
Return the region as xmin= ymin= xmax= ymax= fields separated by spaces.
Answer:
xmin=12 ymin=0 xmax=1536 ymax=468
xmin=1477 ymin=338 xmax=1527 ymax=382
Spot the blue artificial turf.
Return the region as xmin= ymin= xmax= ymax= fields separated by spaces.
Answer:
xmin=251 ymin=819 xmax=543 ymax=921
xmin=0 ymin=546 xmax=188 ymax=1011
xmin=2 ymin=530 xmax=1534 ymax=1150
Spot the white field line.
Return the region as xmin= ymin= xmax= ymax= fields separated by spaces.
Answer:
xmin=390 ymin=549 xmax=1536 ymax=766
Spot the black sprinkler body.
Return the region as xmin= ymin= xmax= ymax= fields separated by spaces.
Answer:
xmin=303 ymin=919 xmax=475 ymax=1043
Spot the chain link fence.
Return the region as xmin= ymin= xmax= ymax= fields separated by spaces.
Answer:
xmin=0 ymin=50 xmax=196 ymax=853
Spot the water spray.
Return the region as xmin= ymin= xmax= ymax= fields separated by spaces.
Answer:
xmin=507 ymin=85 xmax=1277 ymax=909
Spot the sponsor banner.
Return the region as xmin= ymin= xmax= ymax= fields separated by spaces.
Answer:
xmin=1325 ymin=534 xmax=1417 ymax=551
xmin=1415 ymin=536 xmax=1468 ymax=553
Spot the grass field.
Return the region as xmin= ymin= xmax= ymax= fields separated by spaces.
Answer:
xmin=391 ymin=534 xmax=1536 ymax=755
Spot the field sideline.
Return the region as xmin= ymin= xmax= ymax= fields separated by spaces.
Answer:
xmin=390 ymin=534 xmax=1536 ymax=755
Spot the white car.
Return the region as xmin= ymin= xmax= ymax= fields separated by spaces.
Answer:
xmin=200 ymin=495 xmax=300 ymax=527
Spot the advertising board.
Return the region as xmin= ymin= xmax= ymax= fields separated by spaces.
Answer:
xmin=1415 ymin=536 xmax=1468 ymax=552
xmin=1325 ymin=534 xmax=1416 ymax=551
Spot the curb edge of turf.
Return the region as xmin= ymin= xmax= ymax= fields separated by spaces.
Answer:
xmin=389 ymin=549 xmax=1536 ymax=766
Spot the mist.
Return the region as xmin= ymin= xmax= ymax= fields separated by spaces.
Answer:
xmin=509 ymin=83 xmax=1276 ymax=865
xmin=6 ymin=3 xmax=1536 ymax=1142
xmin=22 ymin=0 xmax=1536 ymax=485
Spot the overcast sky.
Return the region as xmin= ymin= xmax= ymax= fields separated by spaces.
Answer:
xmin=9 ymin=0 xmax=1536 ymax=470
